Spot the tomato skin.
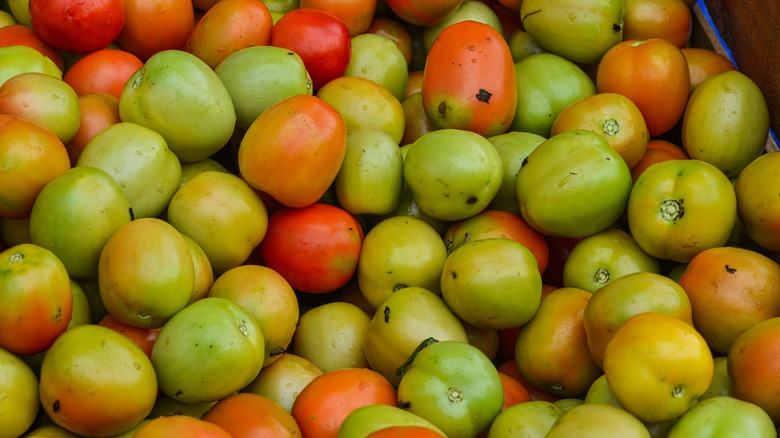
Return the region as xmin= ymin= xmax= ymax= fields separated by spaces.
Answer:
xmin=666 ymin=396 xmax=776 ymax=438
xmin=623 ymin=0 xmax=692 ymax=48
xmin=629 ymin=139 xmax=688 ymax=183
xmin=259 ymin=203 xmax=363 ymax=294
xmin=422 ymin=20 xmax=517 ymax=137
xmin=735 ymin=152 xmax=780 ymax=252
xmin=681 ymin=47 xmax=737 ymax=92
xmin=98 ymin=314 xmax=161 ymax=359
xmin=28 ymin=0 xmax=126 ymax=53
xmin=271 ymin=8 xmax=352 ymax=91
xmin=626 ymin=159 xmax=737 ymax=263
xmin=728 ymin=317 xmax=780 ymax=423
xmin=597 ymin=38 xmax=690 ymax=137
xmin=383 ymin=0 xmax=464 ymax=26
xmin=117 ymin=0 xmax=194 ymax=61
xmin=63 ymin=50 xmax=143 ymax=100
xmin=0 ymin=24 xmax=64 ymax=71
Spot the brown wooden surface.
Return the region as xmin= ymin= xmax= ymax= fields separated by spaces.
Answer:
xmin=699 ymin=0 xmax=780 ymax=151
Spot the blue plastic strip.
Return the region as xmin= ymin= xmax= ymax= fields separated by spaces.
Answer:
xmin=696 ymin=0 xmax=779 ymax=150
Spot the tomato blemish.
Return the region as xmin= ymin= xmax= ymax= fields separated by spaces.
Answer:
xmin=383 ymin=306 xmax=390 ymax=323
xmin=438 ymin=101 xmax=449 ymax=119
xmin=52 ymin=400 xmax=60 ymax=413
xmin=725 ymin=265 xmax=737 ymax=274
xmin=476 ymin=89 xmax=492 ymax=103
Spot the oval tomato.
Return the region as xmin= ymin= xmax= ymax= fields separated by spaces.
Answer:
xmin=117 ymin=0 xmax=194 ymax=61
xmin=63 ymin=49 xmax=143 ymax=99
xmin=28 ymin=0 xmax=126 ymax=53
xmin=666 ymin=396 xmax=776 ymax=438
xmin=422 ymin=20 xmax=516 ymax=137
xmin=65 ymin=93 xmax=121 ymax=165
xmin=623 ymin=0 xmax=692 ymax=48
xmin=597 ymin=38 xmax=690 ymax=137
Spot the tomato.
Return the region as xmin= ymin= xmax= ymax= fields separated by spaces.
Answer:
xmin=152 ymin=297 xmax=265 ymax=404
xmin=357 ymin=215 xmax=448 ymax=309
xmin=700 ymin=356 xmax=733 ymax=400
xmin=485 ymin=132 xmax=546 ymax=214
xmin=340 ymin=404 xmax=447 ymax=437
xmin=562 ymin=228 xmax=660 ymax=293
xmin=363 ymin=287 xmax=468 ymax=386
xmin=293 ymin=301 xmax=370 ymax=372
xmin=681 ymin=47 xmax=737 ymax=92
xmin=422 ymin=20 xmax=516 ymax=137
xmin=367 ymin=425 xmax=447 ymax=438
xmin=0 ymin=114 xmax=70 ymax=219
xmin=188 ymin=0 xmax=273 ymax=69
xmin=735 ymin=151 xmax=780 ymax=252
xmin=582 ymin=271 xmax=693 ymax=367
xmin=682 ymin=70 xmax=770 ymax=178
xmin=133 ymin=415 xmax=232 ymax=438
xmin=366 ymin=16 xmax=413 ymax=65
xmin=345 ymin=33 xmax=408 ymax=102
xmin=63 ymin=49 xmax=143 ymax=99
xmin=291 ymin=367 xmax=397 ymax=438
xmin=498 ymin=371 xmax=532 ymax=410
xmin=403 ymin=129 xmax=503 ymax=221
xmin=117 ymin=0 xmax=194 ymax=61
xmin=76 ymin=122 xmax=182 ymax=219
xmin=39 ymin=324 xmax=158 ymax=437
xmin=551 ymin=92 xmax=649 ymax=169
xmin=441 ymin=238 xmax=543 ymax=329
xmin=0 ymin=45 xmax=62 ymax=87
xmin=727 ymin=317 xmax=780 ymax=422
xmin=603 ymin=312 xmax=714 ymax=423
xmin=623 ymin=0 xmax=692 ymax=48
xmin=271 ymin=8 xmax=352 ymax=91
xmin=515 ymin=287 xmax=602 ymax=398
xmin=166 ymin=171 xmax=268 ymax=275
xmin=98 ymin=314 xmax=161 ymax=359
xmin=300 ymin=0 xmax=377 ymax=37
xmin=0 ymin=23 xmax=64 ymax=70
xmin=29 ymin=166 xmax=132 ymax=279
xmin=201 ymin=392 xmax=302 ymax=437
xmin=519 ymin=0 xmax=625 ymax=65
xmin=238 ymin=94 xmax=347 ymax=208
xmin=65 ymin=93 xmax=121 ymax=165
xmin=0 ymin=71 xmax=81 ymax=145
xmin=666 ymin=395 xmax=775 ymax=437
xmin=545 ymin=403 xmax=650 ymax=438
xmin=119 ymin=50 xmax=236 ymax=163
xmin=242 ymin=353 xmax=323 ymax=413
xmin=487 ymin=400 xmax=564 ymax=437
xmin=516 ymin=130 xmax=632 ymax=238
xmin=626 ymin=159 xmax=737 ymax=263
xmin=597 ymin=38 xmax=690 ymax=137
xmin=421 ymin=0 xmax=504 ymax=53
xmin=397 ymin=340 xmax=504 ymax=438
xmin=383 ymin=0 xmax=464 ymax=26
xmin=28 ymin=0 xmax=125 ymax=53
xmin=629 ymin=138 xmax=689 ymax=183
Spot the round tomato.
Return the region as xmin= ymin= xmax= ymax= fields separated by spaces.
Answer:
xmin=626 ymin=159 xmax=737 ymax=263
xmin=63 ymin=49 xmax=143 ymax=99
xmin=735 ymin=151 xmax=780 ymax=252
xmin=28 ymin=0 xmax=126 ymax=53
xmin=487 ymin=400 xmax=565 ymax=437
xmin=258 ymin=203 xmax=363 ymax=294
xmin=666 ymin=396 xmax=775 ymax=438
xmin=201 ymin=392 xmax=302 ymax=437
xmin=300 ymin=0 xmax=377 ymax=37
xmin=117 ymin=0 xmax=194 ymax=61
xmin=65 ymin=93 xmax=121 ymax=165
xmin=597 ymin=38 xmax=690 ymax=137
xmin=0 ymin=347 xmax=39 ymax=438
xmin=133 ymin=415 xmax=232 ymax=438
xmin=383 ymin=0 xmax=464 ymax=26
xmin=293 ymin=301 xmax=370 ymax=372
xmin=545 ymin=403 xmax=650 ymax=438
xmin=623 ymin=0 xmax=692 ymax=48
xmin=485 ymin=131 xmax=547 ymax=215
xmin=338 ymin=402 xmax=446 ymax=437
xmin=0 ymin=24 xmax=64 ymax=71
xmin=242 ymin=353 xmax=323 ymax=413
xmin=271 ymin=8 xmax=352 ymax=90
xmin=98 ymin=314 xmax=161 ymax=359
xmin=681 ymin=47 xmax=737 ymax=92
xmin=629 ymin=139 xmax=689 ymax=183
xmin=397 ymin=339 xmax=504 ymax=438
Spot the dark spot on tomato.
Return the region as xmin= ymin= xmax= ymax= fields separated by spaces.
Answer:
xmin=725 ymin=265 xmax=737 ymax=274
xmin=466 ymin=196 xmax=478 ymax=204
xmin=393 ymin=283 xmax=408 ymax=292
xmin=613 ymin=23 xmax=623 ymax=33
xmin=384 ymin=306 xmax=390 ymax=323
xmin=398 ymin=400 xmax=411 ymax=409
xmin=476 ymin=88 xmax=492 ymax=103
xmin=463 ymin=232 xmax=470 ymax=244
xmin=129 ymin=207 xmax=135 ymax=221
xmin=521 ymin=156 xmax=529 ymax=167
xmin=521 ymin=9 xmax=542 ymax=22
xmin=52 ymin=400 xmax=60 ymax=413
xmin=174 ymin=390 xmax=183 ymax=398
xmin=451 ymin=271 xmax=457 ymax=279
xmin=270 ymin=347 xmax=286 ymax=356
xmin=438 ymin=101 xmax=448 ymax=119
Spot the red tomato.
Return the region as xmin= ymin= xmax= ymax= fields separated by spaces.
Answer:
xmin=0 ymin=24 xmax=64 ymax=71
xmin=596 ymin=38 xmax=690 ymax=137
xmin=258 ymin=203 xmax=363 ymax=294
xmin=98 ymin=314 xmax=161 ymax=359
xmin=629 ymin=138 xmax=689 ymax=183
xmin=117 ymin=0 xmax=195 ymax=61
xmin=28 ymin=0 xmax=126 ymax=54
xmin=271 ymin=8 xmax=352 ymax=91
xmin=63 ymin=49 xmax=144 ymax=99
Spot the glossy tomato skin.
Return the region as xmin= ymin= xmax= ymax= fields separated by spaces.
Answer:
xmin=117 ymin=0 xmax=194 ymax=61
xmin=422 ymin=20 xmax=517 ymax=137
xmin=259 ymin=203 xmax=363 ymax=294
xmin=271 ymin=8 xmax=352 ymax=91
xmin=384 ymin=0 xmax=464 ymax=26
xmin=28 ymin=0 xmax=126 ymax=53
xmin=623 ymin=0 xmax=692 ymax=48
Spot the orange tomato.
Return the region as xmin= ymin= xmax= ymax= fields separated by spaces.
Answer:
xmin=117 ymin=0 xmax=195 ymax=61
xmin=237 ymin=94 xmax=347 ymax=208
xmin=0 ymin=243 xmax=72 ymax=355
xmin=187 ymin=0 xmax=273 ymax=69
xmin=728 ymin=317 xmax=780 ymax=423
xmin=422 ymin=20 xmax=517 ymax=137
xmin=258 ymin=203 xmax=363 ymax=294
xmin=496 ymin=358 xmax=560 ymax=403
xmin=0 ymin=114 xmax=70 ymax=219
xmin=623 ymin=0 xmax=692 ymax=48
xmin=291 ymin=367 xmax=397 ymax=438
xmin=65 ymin=93 xmax=121 ymax=165
xmin=301 ymin=0 xmax=378 ymax=37
xmin=499 ymin=371 xmax=532 ymax=410
xmin=678 ymin=246 xmax=780 ymax=355
xmin=201 ymin=392 xmax=302 ymax=437
xmin=366 ymin=425 xmax=447 ymax=438
xmin=596 ymin=38 xmax=690 ymax=137
xmin=681 ymin=47 xmax=737 ymax=92
xmin=133 ymin=415 xmax=233 ymax=438
xmin=366 ymin=16 xmax=414 ymax=65
xmin=629 ymin=139 xmax=689 ymax=182
xmin=0 ymin=23 xmax=64 ymax=71
xmin=63 ymin=49 xmax=143 ymax=99
xmin=383 ymin=0 xmax=464 ymax=26
xmin=98 ymin=314 xmax=161 ymax=359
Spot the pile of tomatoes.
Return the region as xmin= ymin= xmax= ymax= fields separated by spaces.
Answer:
xmin=1 ymin=0 xmax=779 ymax=436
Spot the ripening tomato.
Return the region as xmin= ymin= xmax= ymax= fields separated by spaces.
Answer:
xmin=301 ymin=0 xmax=377 ymax=37
xmin=681 ymin=47 xmax=737 ymax=92
xmin=366 ymin=16 xmax=414 ymax=65
xmin=117 ymin=0 xmax=195 ymax=61
xmin=65 ymin=93 xmax=121 ymax=165
xmin=735 ymin=151 xmax=780 ymax=252
xmin=28 ymin=0 xmax=126 ymax=53
xmin=271 ymin=8 xmax=352 ymax=90
xmin=0 ymin=24 xmax=64 ymax=71
xmin=383 ymin=0 xmax=464 ymax=26
xmin=63 ymin=49 xmax=143 ymax=99
xmin=623 ymin=0 xmax=692 ymax=48
xmin=629 ymin=139 xmax=689 ymax=183
xmin=422 ymin=20 xmax=516 ymax=137
xmin=728 ymin=317 xmax=780 ymax=423
xmin=597 ymin=38 xmax=690 ymax=137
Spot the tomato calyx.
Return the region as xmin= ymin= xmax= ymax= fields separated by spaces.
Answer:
xmin=602 ymin=118 xmax=620 ymax=136
xmin=395 ymin=336 xmax=439 ymax=378
xmin=660 ymin=199 xmax=685 ymax=221
xmin=593 ymin=267 xmax=610 ymax=285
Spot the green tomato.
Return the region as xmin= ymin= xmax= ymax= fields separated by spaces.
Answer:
xmin=666 ymin=396 xmax=776 ymax=438
xmin=562 ymin=228 xmax=661 ymax=293
xmin=508 ymin=28 xmax=547 ymax=63
xmin=699 ymin=356 xmax=734 ymax=400
xmin=486 ymin=131 xmax=547 ymax=214
xmin=338 ymin=404 xmax=446 ymax=438
xmin=0 ymin=45 xmax=61 ymax=87
xmin=422 ymin=0 xmax=503 ymax=53
xmin=345 ymin=33 xmax=409 ymax=102
xmin=516 ymin=129 xmax=632 ymax=238
xmin=119 ymin=50 xmax=236 ymax=163
xmin=397 ymin=339 xmax=504 ymax=438
xmin=0 ymin=345 xmax=39 ymax=437
xmin=511 ymin=52 xmax=596 ymax=137
xmin=487 ymin=400 xmax=565 ymax=438
xmin=403 ymin=128 xmax=503 ymax=221
xmin=584 ymin=374 xmax=622 ymax=407
xmin=151 ymin=297 xmax=265 ymax=404
xmin=520 ymin=0 xmax=625 ymax=65
xmin=293 ymin=301 xmax=370 ymax=373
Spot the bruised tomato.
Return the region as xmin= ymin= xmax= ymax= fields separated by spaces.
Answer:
xmin=422 ymin=20 xmax=516 ymax=137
